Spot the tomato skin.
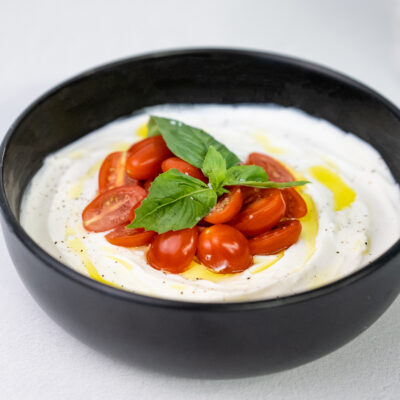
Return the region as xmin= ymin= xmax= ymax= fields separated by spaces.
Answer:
xmin=98 ymin=151 xmax=138 ymax=193
xmin=127 ymin=135 xmax=164 ymax=157
xmin=282 ymin=188 xmax=308 ymax=218
xmin=241 ymin=186 xmax=264 ymax=206
xmin=105 ymin=226 xmax=156 ymax=247
xmin=242 ymin=187 xmax=307 ymax=218
xmin=204 ymin=187 xmax=243 ymax=224
xmin=129 ymin=200 xmax=143 ymax=222
xmin=197 ymin=224 xmax=253 ymax=274
xmin=197 ymin=225 xmax=207 ymax=234
xmin=249 ymin=220 xmax=302 ymax=255
xmin=230 ymin=189 xmax=286 ymax=237
xmin=126 ymin=136 xmax=173 ymax=180
xmin=146 ymin=228 xmax=198 ymax=273
xmin=161 ymin=157 xmax=207 ymax=182
xmin=247 ymin=152 xmax=294 ymax=182
xmin=82 ymin=185 xmax=147 ymax=232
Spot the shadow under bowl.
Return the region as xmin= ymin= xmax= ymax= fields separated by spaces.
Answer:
xmin=1 ymin=49 xmax=400 ymax=378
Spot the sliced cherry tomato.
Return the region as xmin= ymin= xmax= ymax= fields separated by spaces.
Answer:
xmin=230 ymin=188 xmax=286 ymax=236
xmin=249 ymin=220 xmax=302 ymax=255
xmin=161 ymin=157 xmax=207 ymax=182
xmin=129 ymin=200 xmax=143 ymax=222
xmin=98 ymin=151 xmax=138 ymax=193
xmin=126 ymin=136 xmax=173 ymax=180
xmin=282 ymin=188 xmax=307 ymax=218
xmin=247 ymin=152 xmax=294 ymax=182
xmin=197 ymin=224 xmax=253 ymax=274
xmin=204 ymin=187 xmax=243 ymax=224
xmin=82 ymin=185 xmax=147 ymax=232
xmin=241 ymin=186 xmax=264 ymax=206
xmin=146 ymin=228 xmax=198 ymax=273
xmin=105 ymin=226 xmax=156 ymax=247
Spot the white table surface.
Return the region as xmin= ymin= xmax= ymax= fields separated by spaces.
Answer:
xmin=1 ymin=1 xmax=399 ymax=398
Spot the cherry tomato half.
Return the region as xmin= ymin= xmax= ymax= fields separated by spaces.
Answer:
xmin=129 ymin=200 xmax=143 ymax=222
xmin=82 ymin=185 xmax=147 ymax=232
xmin=248 ymin=220 xmax=302 ymax=255
xmin=282 ymin=188 xmax=308 ymax=218
xmin=204 ymin=187 xmax=243 ymax=224
xmin=247 ymin=152 xmax=294 ymax=182
xmin=230 ymin=189 xmax=286 ymax=237
xmin=105 ymin=226 xmax=156 ymax=247
xmin=146 ymin=228 xmax=198 ymax=273
xmin=126 ymin=136 xmax=173 ymax=180
xmin=161 ymin=157 xmax=207 ymax=182
xmin=98 ymin=151 xmax=138 ymax=193
xmin=197 ymin=224 xmax=253 ymax=274
xmin=241 ymin=186 xmax=264 ymax=206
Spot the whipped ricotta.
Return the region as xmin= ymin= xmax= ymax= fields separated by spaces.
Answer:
xmin=20 ymin=105 xmax=400 ymax=302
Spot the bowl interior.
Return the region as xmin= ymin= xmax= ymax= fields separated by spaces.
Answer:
xmin=2 ymin=49 xmax=400 ymax=262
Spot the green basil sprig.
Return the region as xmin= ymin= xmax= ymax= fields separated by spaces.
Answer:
xmin=201 ymin=146 xmax=229 ymax=196
xmin=128 ymin=116 xmax=308 ymax=233
xmin=128 ymin=169 xmax=217 ymax=233
xmin=148 ymin=116 xmax=240 ymax=169
xmin=203 ymin=146 xmax=308 ymax=191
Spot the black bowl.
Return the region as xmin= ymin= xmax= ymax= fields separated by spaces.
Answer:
xmin=1 ymin=49 xmax=400 ymax=379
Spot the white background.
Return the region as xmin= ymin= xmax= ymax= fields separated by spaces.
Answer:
xmin=1 ymin=0 xmax=400 ymax=399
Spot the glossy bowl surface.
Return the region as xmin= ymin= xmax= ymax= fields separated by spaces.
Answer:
xmin=1 ymin=49 xmax=400 ymax=378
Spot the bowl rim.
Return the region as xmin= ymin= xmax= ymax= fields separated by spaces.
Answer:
xmin=1 ymin=47 xmax=400 ymax=311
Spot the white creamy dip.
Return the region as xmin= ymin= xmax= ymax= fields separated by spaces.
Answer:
xmin=20 ymin=105 xmax=400 ymax=302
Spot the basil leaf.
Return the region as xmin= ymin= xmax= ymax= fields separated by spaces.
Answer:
xmin=128 ymin=169 xmax=217 ymax=233
xmin=201 ymin=146 xmax=227 ymax=196
xmin=147 ymin=116 xmax=159 ymax=137
xmin=225 ymin=165 xmax=309 ymax=189
xmin=225 ymin=165 xmax=269 ymax=183
xmin=230 ymin=180 xmax=310 ymax=189
xmin=147 ymin=116 xmax=240 ymax=169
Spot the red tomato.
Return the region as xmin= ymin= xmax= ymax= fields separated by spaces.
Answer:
xmin=249 ymin=220 xmax=302 ymax=255
xmin=126 ymin=136 xmax=173 ymax=180
xmin=230 ymin=189 xmax=286 ymax=236
xmin=197 ymin=224 xmax=253 ymax=274
xmin=197 ymin=225 xmax=207 ymax=234
xmin=146 ymin=228 xmax=198 ymax=273
xmin=204 ymin=187 xmax=243 ymax=224
xmin=161 ymin=157 xmax=207 ymax=182
xmin=247 ymin=152 xmax=294 ymax=182
xmin=129 ymin=200 xmax=143 ymax=222
xmin=82 ymin=185 xmax=147 ymax=232
xmin=105 ymin=226 xmax=156 ymax=247
xmin=282 ymin=188 xmax=308 ymax=218
xmin=127 ymin=135 xmax=164 ymax=156
xmin=98 ymin=151 xmax=138 ymax=193
xmin=241 ymin=186 xmax=264 ymax=206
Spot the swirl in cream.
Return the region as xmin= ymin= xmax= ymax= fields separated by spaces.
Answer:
xmin=20 ymin=105 xmax=400 ymax=302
